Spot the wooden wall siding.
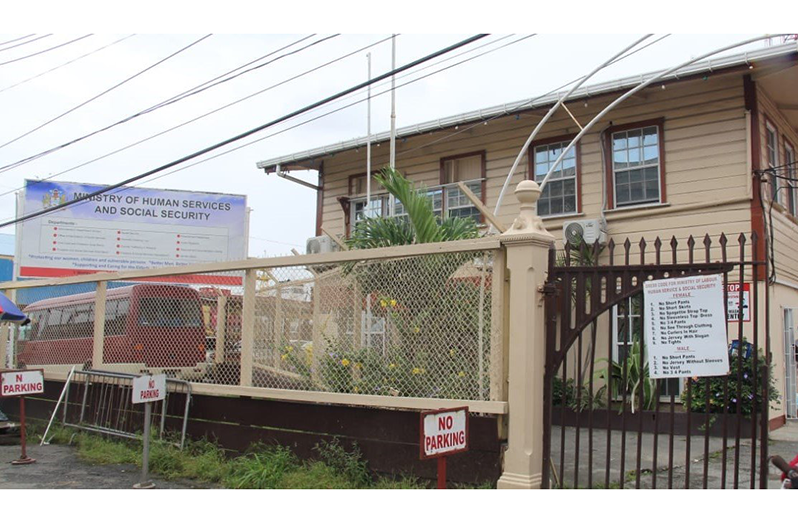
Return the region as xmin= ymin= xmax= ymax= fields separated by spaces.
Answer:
xmin=756 ymin=87 xmax=798 ymax=285
xmin=8 ymin=381 xmax=502 ymax=485
xmin=319 ymin=72 xmax=753 ymax=246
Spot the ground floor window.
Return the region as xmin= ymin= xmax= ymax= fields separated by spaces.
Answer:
xmin=612 ymin=294 xmax=681 ymax=399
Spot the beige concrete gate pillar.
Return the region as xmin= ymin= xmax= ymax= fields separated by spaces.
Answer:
xmin=496 ymin=180 xmax=554 ymax=489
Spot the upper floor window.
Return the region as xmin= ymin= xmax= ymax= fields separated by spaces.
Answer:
xmin=611 ymin=124 xmax=662 ymax=207
xmin=346 ymin=152 xmax=485 ymax=234
xmin=532 ymin=139 xmax=578 ymax=216
xmin=766 ymin=122 xmax=779 ymax=202
xmin=440 ymin=152 xmax=485 ymax=222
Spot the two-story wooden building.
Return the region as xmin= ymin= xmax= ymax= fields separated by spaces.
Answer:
xmin=257 ymin=41 xmax=798 ymax=425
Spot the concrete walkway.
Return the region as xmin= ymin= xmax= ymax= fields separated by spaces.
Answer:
xmin=550 ymin=420 xmax=798 ymax=489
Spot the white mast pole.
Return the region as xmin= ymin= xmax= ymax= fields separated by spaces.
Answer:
xmin=366 ymin=52 xmax=372 ymax=217
xmin=389 ymin=34 xmax=397 ymax=170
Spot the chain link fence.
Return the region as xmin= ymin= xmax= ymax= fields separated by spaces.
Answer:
xmin=2 ymin=244 xmax=505 ymax=403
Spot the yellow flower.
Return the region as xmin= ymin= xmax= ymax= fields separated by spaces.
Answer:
xmin=341 ymin=358 xmax=350 ymax=367
xmin=458 ymin=371 xmax=465 ymax=378
xmin=390 ymin=299 xmax=397 ymax=308
xmin=412 ymin=367 xmax=425 ymax=375
xmin=413 ymin=326 xmax=420 ymax=334
xmin=388 ymin=363 xmax=396 ymax=369
xmin=281 ymin=354 xmax=288 ymax=361
xmin=355 ymin=362 xmax=362 ymax=370
xmin=380 ymin=299 xmax=387 ymax=308
xmin=449 ymin=349 xmax=455 ymax=356
xmin=353 ymin=386 xmax=360 ymax=393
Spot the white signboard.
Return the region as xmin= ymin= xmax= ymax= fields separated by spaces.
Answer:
xmin=19 ymin=180 xmax=247 ymax=281
xmin=644 ymin=274 xmax=730 ymax=379
xmin=0 ymin=369 xmax=44 ymax=397
xmin=726 ymin=283 xmax=751 ymax=322
xmin=420 ymin=407 xmax=469 ymax=459
xmin=132 ymin=374 xmax=166 ymax=404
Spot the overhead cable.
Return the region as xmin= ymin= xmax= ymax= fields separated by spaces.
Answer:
xmin=119 ymin=35 xmax=535 ymax=193
xmin=0 ymin=34 xmax=212 ymax=153
xmin=0 ymin=34 xmax=43 ymax=51
xmin=1 ymin=34 xmax=522 ymax=221
xmin=0 ymin=34 xmax=328 ymax=173
xmin=0 ymin=34 xmax=91 ymax=67
xmin=0 ymin=35 xmax=391 ymax=198
xmin=0 ymin=34 xmax=136 ymax=94
xmin=0 ymin=34 xmax=489 ymax=229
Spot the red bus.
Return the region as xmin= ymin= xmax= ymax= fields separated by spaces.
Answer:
xmin=17 ymin=284 xmax=206 ymax=371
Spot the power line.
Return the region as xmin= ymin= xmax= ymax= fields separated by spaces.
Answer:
xmin=0 ymin=34 xmax=136 ymax=95
xmin=0 ymin=34 xmax=42 ymax=51
xmin=2 ymin=34 xmax=522 ymax=224
xmin=0 ymin=35 xmax=394 ymax=198
xmin=0 ymin=34 xmax=91 ymax=67
xmin=0 ymin=34 xmax=489 ymax=229
xmin=112 ymin=35 xmax=534 ymax=193
xmin=0 ymin=34 xmax=212 ymax=153
xmin=0 ymin=34 xmax=328 ymax=173
xmin=146 ymin=34 xmax=339 ymax=113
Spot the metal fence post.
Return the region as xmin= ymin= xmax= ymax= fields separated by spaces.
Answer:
xmin=240 ymin=269 xmax=256 ymax=387
xmin=92 ymin=281 xmax=107 ymax=369
xmin=496 ymin=180 xmax=555 ymax=489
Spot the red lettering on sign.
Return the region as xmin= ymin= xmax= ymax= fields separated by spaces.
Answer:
xmin=15 ymin=374 xmax=22 ymax=383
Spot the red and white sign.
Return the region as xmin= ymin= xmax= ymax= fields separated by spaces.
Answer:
xmin=420 ymin=407 xmax=469 ymax=459
xmin=727 ymin=283 xmax=751 ymax=322
xmin=132 ymin=374 xmax=166 ymax=404
xmin=0 ymin=369 xmax=44 ymax=397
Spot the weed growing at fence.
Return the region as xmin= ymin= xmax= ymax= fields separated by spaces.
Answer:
xmin=314 ymin=438 xmax=371 ymax=487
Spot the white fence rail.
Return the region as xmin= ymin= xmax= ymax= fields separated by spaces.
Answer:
xmin=0 ymin=238 xmax=507 ymax=413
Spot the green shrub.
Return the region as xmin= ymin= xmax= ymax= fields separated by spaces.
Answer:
xmin=682 ymin=349 xmax=779 ymax=417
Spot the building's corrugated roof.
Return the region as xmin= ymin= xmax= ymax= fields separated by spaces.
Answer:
xmin=256 ymin=41 xmax=798 ymax=172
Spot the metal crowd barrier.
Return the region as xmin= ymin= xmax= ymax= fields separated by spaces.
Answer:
xmin=43 ymin=369 xmax=191 ymax=449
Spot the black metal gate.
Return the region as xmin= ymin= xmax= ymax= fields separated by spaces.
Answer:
xmin=541 ymin=233 xmax=773 ymax=489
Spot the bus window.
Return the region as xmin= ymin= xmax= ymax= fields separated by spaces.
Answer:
xmin=105 ymin=299 xmax=130 ymax=336
xmin=138 ymin=298 xmax=202 ymax=328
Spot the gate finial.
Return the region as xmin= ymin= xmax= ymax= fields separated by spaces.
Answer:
xmin=503 ymin=180 xmax=553 ymax=238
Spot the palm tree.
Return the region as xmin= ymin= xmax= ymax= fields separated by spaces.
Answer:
xmin=346 ymin=167 xmax=479 ymax=249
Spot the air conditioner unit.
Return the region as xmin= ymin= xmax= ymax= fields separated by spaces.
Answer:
xmin=562 ymin=218 xmax=608 ymax=246
xmin=306 ymin=235 xmax=339 ymax=255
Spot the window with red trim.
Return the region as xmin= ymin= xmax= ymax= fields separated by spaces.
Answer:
xmin=604 ymin=120 xmax=666 ymax=209
xmin=532 ymin=140 xmax=578 ymax=216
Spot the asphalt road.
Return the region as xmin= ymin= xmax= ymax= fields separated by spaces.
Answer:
xmin=0 ymin=438 xmax=205 ymax=489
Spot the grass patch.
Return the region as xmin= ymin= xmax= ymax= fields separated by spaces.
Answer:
xmin=42 ymin=425 xmax=447 ymax=489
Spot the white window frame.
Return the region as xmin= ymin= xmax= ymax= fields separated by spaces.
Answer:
xmin=612 ymin=294 xmax=682 ymax=399
xmin=611 ymin=125 xmax=662 ymax=207
xmin=784 ymin=308 xmax=796 ymax=419
xmin=533 ymin=140 xmax=578 ymax=217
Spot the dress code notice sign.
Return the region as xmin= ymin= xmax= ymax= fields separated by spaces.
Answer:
xmin=643 ymin=274 xmax=729 ymax=379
